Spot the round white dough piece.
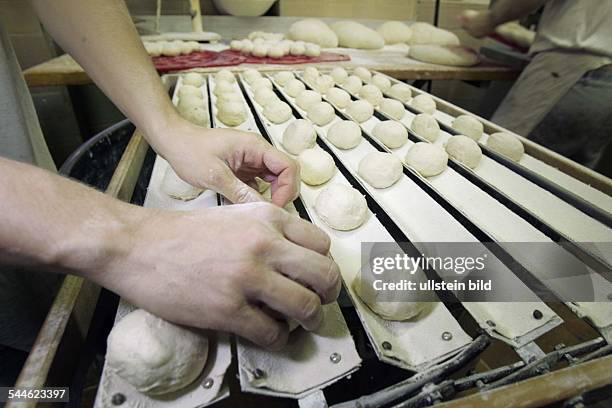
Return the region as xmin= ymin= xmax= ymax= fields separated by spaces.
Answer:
xmin=215 ymin=69 xmax=235 ymax=83
xmin=241 ymin=40 xmax=254 ymax=54
xmin=161 ymin=42 xmax=181 ymax=56
xmin=352 ymin=275 xmax=427 ymax=321
xmin=445 ymin=135 xmax=482 ymax=169
xmin=379 ymin=98 xmax=405 ymax=120
xmin=307 ymin=102 xmax=335 ymax=126
xmin=331 ymin=67 xmax=348 ymax=84
xmin=313 ymin=74 xmax=334 ymax=94
xmin=144 ymin=42 xmax=162 ymax=57
xmin=288 ymin=19 xmax=339 ymax=47
xmin=409 ymin=44 xmax=479 ymax=67
xmin=305 ymin=43 xmax=321 ymax=57
xmin=213 ymin=80 xmax=235 ymax=96
xmin=358 ymin=152 xmax=403 ymax=188
xmin=405 ymin=142 xmax=448 ymax=177
xmin=331 ymin=21 xmax=384 ymax=49
xmin=290 ymin=42 xmax=306 ymax=56
xmin=409 ymin=22 xmax=460 ymax=46
xmin=252 ymin=77 xmax=273 ymax=90
xmin=182 ymin=72 xmax=204 ymax=87
xmin=388 ymin=83 xmax=412 ymax=103
xmin=452 ymin=114 xmax=483 ymax=141
xmin=346 ymin=99 xmax=374 ymax=123
xmin=372 ymin=120 xmax=408 ymax=148
xmin=178 ymin=85 xmax=203 ymax=99
xmin=179 ymin=105 xmax=208 ymax=127
xmin=268 ymin=45 xmax=285 ymax=59
xmin=298 ymin=148 xmax=336 ymax=185
xmin=326 ymin=87 xmax=351 ymax=109
xmin=327 ymin=120 xmax=362 ymax=149
xmin=244 ymin=68 xmax=262 ymax=84
xmin=487 ymin=132 xmax=524 ymax=161
xmin=254 ymin=87 xmax=279 ymax=106
xmin=410 ymin=113 xmax=440 ymax=142
xmin=230 ymin=39 xmax=242 ymax=51
xmin=106 ymin=309 xmax=208 ymax=395
xmin=376 ymin=21 xmax=412 ymax=44
xmin=303 ymin=66 xmax=319 ymax=83
xmin=185 ymin=41 xmax=200 ymax=53
xmin=296 ymin=89 xmax=322 ymax=110
xmin=410 ymin=94 xmax=436 ymax=114
xmin=343 ymin=75 xmax=363 ymax=94
xmin=315 ymin=184 xmax=367 ymax=231
xmin=264 ymin=100 xmax=292 ymax=124
xmin=372 ymin=74 xmax=391 ymax=92
xmin=216 ymin=91 xmax=242 ymax=105
xmin=359 ymin=84 xmax=383 ymax=106
xmin=353 ymin=67 xmax=372 ymax=83
xmin=274 ymin=71 xmax=294 ymax=86
xmin=282 ymin=119 xmax=317 ymax=154
xmin=217 ymin=101 xmax=247 ymax=126
xmin=177 ymin=94 xmax=204 ymax=111
xmin=285 ymin=79 xmax=306 ymax=97
xmin=252 ymin=43 xmax=269 ymax=57
xmin=161 ymin=166 xmax=204 ymax=200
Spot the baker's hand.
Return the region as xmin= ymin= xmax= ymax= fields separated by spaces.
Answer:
xmin=458 ymin=10 xmax=495 ymax=38
xmin=159 ymin=119 xmax=299 ymax=207
xmin=96 ymin=202 xmax=340 ymax=350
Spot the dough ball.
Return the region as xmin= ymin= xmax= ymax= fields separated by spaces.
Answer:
xmin=445 ymin=135 xmax=482 ymax=169
xmin=182 ymin=72 xmax=205 ymax=87
xmin=372 ymin=74 xmax=391 ymax=92
xmin=268 ymin=45 xmax=285 ymax=59
xmin=327 ymin=120 xmax=362 ymax=149
xmin=377 ymin=21 xmax=412 ymax=44
xmin=410 ymin=94 xmax=436 ymax=114
xmin=353 ymin=67 xmax=372 ymax=83
xmin=343 ymin=75 xmax=363 ymax=94
xmin=359 ymin=84 xmax=383 ymax=106
xmin=313 ymin=74 xmax=335 ymax=94
xmin=144 ymin=42 xmax=163 ymax=57
xmin=216 ymin=91 xmax=242 ymax=105
xmin=185 ymin=41 xmax=200 ymax=53
xmin=178 ymin=85 xmax=203 ymax=100
xmin=487 ymin=132 xmax=524 ymax=161
xmin=290 ymin=42 xmax=306 ymax=56
xmin=331 ymin=67 xmax=348 ymax=84
xmin=331 ymin=21 xmax=384 ymax=49
xmin=179 ymin=105 xmax=209 ymax=127
xmin=388 ymin=83 xmax=412 ymax=103
xmin=307 ymin=102 xmax=335 ymax=126
xmin=177 ymin=94 xmax=204 ymax=111
xmin=254 ymin=87 xmax=279 ymax=106
xmin=243 ymin=68 xmax=262 ymax=84
xmin=175 ymin=40 xmax=191 ymax=55
xmin=305 ymin=43 xmax=321 ymax=57
xmin=326 ymin=87 xmax=351 ymax=109
xmin=288 ymin=19 xmax=339 ymax=48
xmin=213 ymin=80 xmax=235 ymax=96
xmin=372 ymin=120 xmax=408 ymax=148
xmin=161 ymin=42 xmax=181 ymax=56
xmin=409 ymin=22 xmax=460 ymax=46
xmin=241 ymin=40 xmax=254 ymax=54
xmin=352 ymin=275 xmax=427 ymax=321
xmin=264 ymin=100 xmax=292 ymax=124
xmin=296 ymin=89 xmax=322 ymax=110
xmin=409 ymin=45 xmax=479 ymax=67
xmin=230 ymin=40 xmax=243 ymax=51
xmin=285 ymin=79 xmax=306 ymax=97
xmin=252 ymin=43 xmax=269 ymax=57
xmin=346 ymin=99 xmax=374 ymax=123
xmin=252 ymin=77 xmax=273 ymax=90
xmin=274 ymin=71 xmax=294 ymax=86
xmin=106 ymin=309 xmax=208 ymax=395
xmin=315 ymin=184 xmax=367 ymax=231
xmin=303 ymin=66 xmax=319 ymax=83
xmin=298 ymin=148 xmax=336 ymax=185
xmin=410 ymin=113 xmax=440 ymax=142
xmin=452 ymin=114 xmax=483 ymax=141
xmin=215 ymin=69 xmax=235 ymax=83
xmin=282 ymin=119 xmax=317 ymax=154
xmin=405 ymin=142 xmax=448 ymax=177
xmin=161 ymin=166 xmax=204 ymax=200
xmin=379 ymin=98 xmax=405 ymax=120
xmin=358 ymin=152 xmax=403 ymax=188
xmin=217 ymin=101 xmax=247 ymax=127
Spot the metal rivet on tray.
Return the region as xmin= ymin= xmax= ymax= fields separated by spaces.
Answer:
xmin=382 ymin=341 xmax=392 ymax=350
xmin=533 ymin=309 xmax=543 ymax=320
xmin=441 ymin=331 xmax=453 ymax=341
xmin=202 ymin=378 xmax=214 ymax=389
xmin=111 ymin=393 xmax=126 ymax=406
xmin=330 ymin=352 xmax=342 ymax=364
xmin=252 ymin=368 xmax=265 ymax=379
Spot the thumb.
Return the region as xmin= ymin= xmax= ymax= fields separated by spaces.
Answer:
xmin=206 ymin=161 xmax=264 ymax=204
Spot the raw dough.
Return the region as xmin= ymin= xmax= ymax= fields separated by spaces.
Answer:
xmin=346 ymin=99 xmax=374 ymax=123
xmin=243 ymin=68 xmax=262 ymax=84
xmin=409 ymin=45 xmax=479 ymax=67
xmin=274 ymin=71 xmax=294 ymax=86
xmin=372 ymin=74 xmax=391 ymax=92
xmin=313 ymin=74 xmax=335 ymax=94
xmin=331 ymin=67 xmax=348 ymax=84
xmin=179 ymin=105 xmax=208 ymax=127
xmin=352 ymin=275 xmax=427 ymax=321
xmin=182 ymin=72 xmax=204 ymax=87
xmin=282 ymin=119 xmax=317 ymax=154
xmin=290 ymin=42 xmax=306 ymax=56
xmin=216 ymin=92 xmax=242 ymax=105
xmin=388 ymin=83 xmax=412 ymax=103
xmin=268 ymin=45 xmax=285 ymax=59
xmin=254 ymin=87 xmax=279 ymax=106
xmin=162 ymin=42 xmax=181 ymax=56
xmin=326 ymin=87 xmax=351 ymax=108
xmin=445 ymin=135 xmax=482 ymax=169
xmin=296 ymin=90 xmax=322 ymax=111
xmin=379 ymin=98 xmax=405 ymax=120
xmin=359 ymin=84 xmax=383 ymax=106
xmin=217 ymin=101 xmax=247 ymax=127
xmin=307 ymin=102 xmax=335 ymax=126
xmin=410 ymin=94 xmax=436 ymax=114
xmin=358 ymin=152 xmax=403 ymax=188
xmin=376 ymin=21 xmax=412 ymax=44
xmin=372 ymin=120 xmax=408 ymax=148
xmin=410 ymin=113 xmax=440 ymax=142
xmin=144 ymin=42 xmax=162 ymax=57
xmin=331 ymin=21 xmax=384 ymax=49
xmin=106 ymin=309 xmax=208 ymax=395
xmin=230 ymin=40 xmax=242 ymax=51
xmin=215 ymin=69 xmax=235 ymax=83
xmin=298 ymin=148 xmax=336 ymax=185
xmin=405 ymin=142 xmax=448 ymax=177
xmin=285 ymin=79 xmax=306 ymax=97
xmin=452 ymin=114 xmax=483 ymax=141
xmin=409 ymin=22 xmax=460 ymax=46
xmin=327 ymin=120 xmax=362 ymax=149
xmin=161 ymin=166 xmax=204 ymax=200
xmin=241 ymin=40 xmax=254 ymax=54
xmin=315 ymin=184 xmax=367 ymax=231
xmin=303 ymin=66 xmax=319 ymax=83
xmin=213 ymin=80 xmax=235 ymax=96
xmin=343 ymin=75 xmax=363 ymax=94
xmin=178 ymin=85 xmax=203 ymax=99
xmin=252 ymin=43 xmax=269 ymax=57
xmin=353 ymin=67 xmax=372 ymax=83
xmin=177 ymin=94 xmax=204 ymax=111
xmin=487 ymin=132 xmax=524 ymax=162
xmin=264 ymin=100 xmax=293 ymax=124
xmin=288 ymin=19 xmax=339 ymax=47
xmin=252 ymin=77 xmax=273 ymax=90
xmin=305 ymin=43 xmax=321 ymax=57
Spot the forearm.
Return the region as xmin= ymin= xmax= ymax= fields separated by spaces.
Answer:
xmin=488 ymin=0 xmax=548 ymax=26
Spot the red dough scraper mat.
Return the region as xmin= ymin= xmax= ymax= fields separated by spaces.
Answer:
xmin=154 ymin=49 xmax=350 ymax=72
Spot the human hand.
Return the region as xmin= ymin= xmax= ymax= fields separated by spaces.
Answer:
xmin=458 ymin=10 xmax=495 ymax=38
xmin=95 ymin=202 xmax=340 ymax=350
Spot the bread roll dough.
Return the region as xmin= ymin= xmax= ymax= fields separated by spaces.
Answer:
xmin=282 ymin=119 xmax=317 ymax=154
xmin=379 ymin=98 xmax=405 ymax=120
xmin=296 ymin=90 xmax=322 ymax=110
xmin=144 ymin=42 xmax=163 ymax=57
xmin=346 ymin=99 xmax=374 ymax=123
xmin=409 ymin=22 xmax=460 ymax=46
xmin=353 ymin=67 xmax=372 ymax=83
xmin=305 ymin=43 xmax=321 ymax=57
xmin=377 ymin=21 xmax=412 ymax=44
xmin=298 ymin=148 xmax=336 ymax=185
xmin=410 ymin=94 xmax=436 ymax=114
xmin=410 ymin=113 xmax=440 ymax=142
xmin=327 ymin=120 xmax=362 ymax=149
xmin=178 ymin=85 xmax=203 ymax=99
xmin=343 ymin=75 xmax=363 ymax=94
xmin=330 ymin=21 xmax=384 ymax=49
xmin=213 ymin=80 xmax=235 ymax=96
xmin=290 ymin=42 xmax=306 ymax=56
xmin=161 ymin=166 xmax=204 ymax=200
xmin=254 ymin=87 xmax=279 ymax=106
xmin=372 ymin=74 xmax=391 ymax=92
xmin=162 ymin=42 xmax=181 ymax=56
xmin=182 ymin=72 xmax=204 ymax=87
xmin=217 ymin=101 xmax=247 ymax=126
xmin=241 ymin=40 xmax=254 ymax=54
xmin=230 ymin=40 xmax=242 ymax=51
xmin=452 ymin=114 xmax=483 ymax=141
xmin=315 ymin=184 xmax=367 ymax=231
xmin=331 ymin=67 xmax=348 ymax=84
xmin=285 ymin=79 xmax=306 ymax=97
xmin=268 ymin=45 xmax=285 ymax=59
xmin=388 ymin=83 xmax=412 ymax=103
xmin=274 ymin=71 xmax=294 ymax=86
xmin=303 ymin=66 xmax=319 ymax=83
xmin=313 ymin=74 xmax=335 ymax=94
xmin=106 ymin=309 xmax=208 ymax=395
xmin=409 ymin=44 xmax=479 ymax=67
xmin=264 ymin=100 xmax=293 ymax=124
xmin=252 ymin=43 xmax=268 ymax=57
xmin=216 ymin=92 xmax=242 ymax=105
xmin=372 ymin=120 xmax=408 ymax=148
xmin=352 ymin=276 xmax=427 ymax=321
xmin=445 ymin=135 xmax=482 ymax=169
xmin=487 ymin=132 xmax=524 ymax=161
xmin=359 ymin=84 xmax=383 ymax=106
xmin=358 ymin=152 xmax=403 ymax=188
xmin=243 ymin=68 xmax=262 ymax=84
xmin=307 ymin=102 xmax=335 ymax=126
xmin=179 ymin=105 xmax=208 ymax=127
xmin=288 ymin=19 xmax=339 ymax=47
xmin=177 ymin=94 xmax=204 ymax=111
xmin=326 ymin=87 xmax=351 ymax=109
xmin=215 ymin=69 xmax=235 ymax=83
xmin=252 ymin=77 xmax=273 ymax=90
xmin=405 ymin=142 xmax=448 ymax=177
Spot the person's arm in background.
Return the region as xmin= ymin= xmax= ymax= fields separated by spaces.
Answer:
xmin=30 ymin=0 xmax=298 ymax=207
xmin=459 ymin=0 xmax=548 ymax=38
